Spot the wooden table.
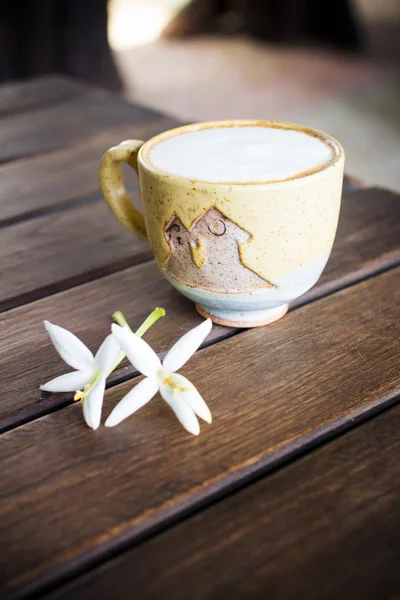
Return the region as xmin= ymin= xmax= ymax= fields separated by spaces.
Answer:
xmin=1 ymin=76 xmax=399 ymax=600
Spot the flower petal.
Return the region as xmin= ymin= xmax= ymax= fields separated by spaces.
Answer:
xmin=95 ymin=333 xmax=121 ymax=376
xmin=83 ymin=377 xmax=105 ymax=430
xmin=44 ymin=321 xmax=94 ymax=371
xmin=105 ymin=377 xmax=158 ymax=427
xmin=162 ymin=318 xmax=212 ymax=373
xmin=161 ymin=393 xmax=200 ymax=436
xmin=111 ymin=324 xmax=161 ymax=377
xmin=161 ymin=373 xmax=212 ymax=424
xmin=40 ymin=369 xmax=94 ymax=393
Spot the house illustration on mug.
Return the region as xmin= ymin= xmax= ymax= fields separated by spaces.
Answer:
xmin=163 ymin=207 xmax=274 ymax=292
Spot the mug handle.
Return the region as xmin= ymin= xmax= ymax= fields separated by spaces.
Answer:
xmin=99 ymin=140 xmax=148 ymax=240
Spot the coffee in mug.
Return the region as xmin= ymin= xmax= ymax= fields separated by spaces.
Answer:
xmin=148 ymin=125 xmax=336 ymax=183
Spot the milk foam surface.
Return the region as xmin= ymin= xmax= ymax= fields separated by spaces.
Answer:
xmin=148 ymin=126 xmax=335 ymax=183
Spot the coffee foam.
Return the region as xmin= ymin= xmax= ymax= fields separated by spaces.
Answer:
xmin=148 ymin=125 xmax=336 ymax=183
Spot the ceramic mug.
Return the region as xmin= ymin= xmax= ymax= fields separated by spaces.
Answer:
xmin=99 ymin=120 xmax=344 ymax=327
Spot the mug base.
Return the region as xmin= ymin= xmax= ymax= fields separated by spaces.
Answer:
xmin=195 ymin=303 xmax=289 ymax=328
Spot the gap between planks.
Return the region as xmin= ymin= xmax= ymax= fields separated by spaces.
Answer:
xmin=0 ymin=186 xmax=139 ymax=231
xmin=0 ymin=191 xmax=102 ymax=230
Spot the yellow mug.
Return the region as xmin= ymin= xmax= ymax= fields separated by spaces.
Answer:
xmin=99 ymin=120 xmax=344 ymax=327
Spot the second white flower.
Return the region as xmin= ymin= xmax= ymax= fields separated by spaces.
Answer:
xmin=105 ymin=319 xmax=213 ymax=435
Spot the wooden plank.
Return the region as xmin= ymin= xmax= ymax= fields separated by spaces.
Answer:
xmin=49 ymin=404 xmax=400 ymax=600
xmin=0 ymin=199 xmax=152 ymax=312
xmin=0 ymin=76 xmax=89 ymax=118
xmin=0 ymin=268 xmax=399 ymax=598
xmin=0 ymin=90 xmax=161 ymax=163
xmin=1 ymin=187 xmax=399 ymax=430
xmin=0 ymin=116 xmax=178 ymax=225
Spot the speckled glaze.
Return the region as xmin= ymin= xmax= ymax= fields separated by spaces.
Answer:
xmin=99 ymin=120 xmax=344 ymax=327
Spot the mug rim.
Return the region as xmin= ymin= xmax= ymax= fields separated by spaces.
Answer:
xmin=138 ymin=119 xmax=344 ymax=187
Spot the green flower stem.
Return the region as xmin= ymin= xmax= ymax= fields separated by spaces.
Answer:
xmin=107 ymin=308 xmax=165 ymax=376
xmin=134 ymin=307 xmax=166 ymax=338
xmin=112 ymin=310 xmax=131 ymax=329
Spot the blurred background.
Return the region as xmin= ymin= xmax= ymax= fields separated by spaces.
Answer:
xmin=1 ymin=0 xmax=399 ymax=190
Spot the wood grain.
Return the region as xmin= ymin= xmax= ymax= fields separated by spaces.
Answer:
xmin=1 ymin=187 xmax=400 ymax=430
xmin=49 ymin=404 xmax=400 ymax=600
xmin=1 ymin=268 xmax=399 ymax=598
xmin=0 ymin=200 xmax=152 ymax=312
xmin=0 ymin=116 xmax=178 ymax=225
xmin=0 ymin=90 xmax=160 ymax=163
xmin=0 ymin=76 xmax=88 ymax=118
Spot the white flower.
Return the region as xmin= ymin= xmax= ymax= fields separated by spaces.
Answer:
xmin=40 ymin=321 xmax=120 ymax=430
xmin=105 ymin=319 xmax=213 ymax=436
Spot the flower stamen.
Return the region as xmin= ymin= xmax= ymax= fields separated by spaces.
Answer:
xmin=162 ymin=374 xmax=192 ymax=396
xmin=74 ymin=383 xmax=92 ymax=402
